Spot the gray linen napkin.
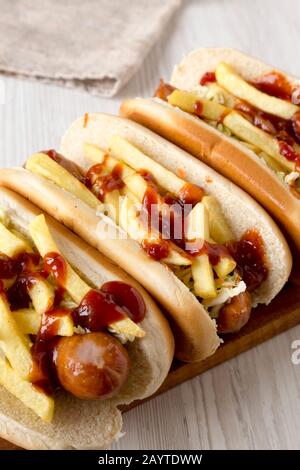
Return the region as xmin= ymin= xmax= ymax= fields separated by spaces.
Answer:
xmin=0 ymin=0 xmax=181 ymax=97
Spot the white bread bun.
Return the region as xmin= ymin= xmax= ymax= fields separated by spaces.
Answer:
xmin=0 ymin=187 xmax=174 ymax=450
xmin=121 ymin=48 xmax=300 ymax=253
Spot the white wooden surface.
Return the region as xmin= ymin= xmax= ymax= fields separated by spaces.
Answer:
xmin=1 ymin=0 xmax=300 ymax=450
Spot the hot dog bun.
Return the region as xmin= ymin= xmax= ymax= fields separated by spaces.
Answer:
xmin=0 ymin=187 xmax=174 ymax=450
xmin=0 ymin=114 xmax=291 ymax=361
xmin=120 ymin=48 xmax=300 ymax=252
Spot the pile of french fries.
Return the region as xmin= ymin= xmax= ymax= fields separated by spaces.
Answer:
xmin=26 ymin=136 xmax=238 ymax=301
xmin=168 ymin=62 xmax=300 ymax=181
xmin=0 ymin=213 xmax=144 ymax=421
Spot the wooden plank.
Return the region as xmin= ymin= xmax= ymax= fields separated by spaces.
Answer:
xmin=1 ymin=283 xmax=300 ymax=450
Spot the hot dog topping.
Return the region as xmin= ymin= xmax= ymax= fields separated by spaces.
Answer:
xmin=25 ymin=141 xmax=269 ymax=337
xmin=227 ymin=229 xmax=268 ymax=292
xmin=156 ymin=65 xmax=300 ymax=196
xmin=46 ymin=149 xmax=86 ymax=184
xmin=86 ymin=161 xmax=124 ymax=202
xmin=44 ymin=252 xmax=67 ymax=287
xmin=200 ymin=71 xmax=216 ymax=86
xmin=0 ymin=212 xmax=145 ymax=420
xmin=250 ymin=71 xmax=298 ymax=102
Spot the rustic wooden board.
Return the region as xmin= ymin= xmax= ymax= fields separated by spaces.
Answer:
xmin=1 ymin=283 xmax=300 ymax=450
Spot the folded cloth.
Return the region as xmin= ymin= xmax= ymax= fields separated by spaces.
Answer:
xmin=0 ymin=0 xmax=181 ymax=97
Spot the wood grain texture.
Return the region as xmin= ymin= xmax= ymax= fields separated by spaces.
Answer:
xmin=1 ymin=0 xmax=300 ymax=451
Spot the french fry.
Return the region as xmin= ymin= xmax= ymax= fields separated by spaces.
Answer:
xmin=14 ymin=308 xmax=74 ymax=336
xmin=29 ymin=278 xmax=55 ymax=315
xmin=109 ymin=136 xmax=185 ymax=195
xmin=168 ymin=89 xmax=229 ymax=121
xmin=0 ymin=294 xmax=32 ymax=378
xmin=0 ymin=354 xmax=54 ymax=422
xmin=202 ymin=196 xmax=234 ymax=243
xmin=84 ymin=143 xmax=134 ymax=180
xmin=205 ymin=82 xmax=239 ymax=108
xmin=118 ymin=196 xmax=191 ymax=266
xmin=191 ymin=254 xmax=217 ymax=299
xmin=109 ymin=317 xmax=145 ymax=339
xmin=213 ymin=256 xmax=236 ymax=279
xmin=103 ymin=189 xmax=121 ymax=225
xmin=185 ymin=202 xmax=209 ymax=241
xmin=29 ymin=215 xmax=145 ymax=339
xmin=216 ymin=62 xmax=299 ymax=120
xmin=223 ymin=112 xmax=295 ymax=172
xmin=0 ymin=221 xmax=32 ymax=257
xmin=121 ymin=186 xmax=141 ymax=205
xmin=29 ymin=215 xmax=91 ymax=304
xmin=185 ymin=200 xmax=236 ymax=280
xmin=83 ymin=142 xmax=107 ymax=165
xmin=123 ymin=173 xmax=151 ymax=202
xmin=26 ymin=153 xmax=102 ymax=211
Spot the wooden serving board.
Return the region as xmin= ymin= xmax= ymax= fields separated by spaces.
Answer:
xmin=1 ymin=283 xmax=300 ymax=450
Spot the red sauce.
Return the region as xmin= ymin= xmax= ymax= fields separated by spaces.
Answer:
xmin=138 ymin=169 xmax=158 ymax=190
xmin=72 ymin=289 xmax=126 ymax=332
xmin=154 ymin=79 xmax=176 ymax=100
xmin=44 ymin=252 xmax=67 ymax=287
xmin=0 ymin=254 xmax=17 ymax=279
xmin=186 ymin=240 xmax=232 ymax=265
xmin=101 ymin=281 xmax=146 ymax=323
xmin=16 ymin=252 xmax=42 ymax=274
xmin=250 ymin=71 xmax=294 ymax=101
xmin=141 ymin=185 xmax=159 ymax=230
xmin=200 ymin=71 xmax=216 ymax=86
xmin=7 ymin=273 xmax=42 ymax=311
xmin=178 ymin=182 xmax=204 ymax=206
xmin=194 ymin=101 xmax=204 ymax=117
xmin=234 ymin=100 xmax=300 ymax=150
xmin=141 ymin=239 xmax=170 ymax=261
xmin=30 ymin=309 xmax=70 ymax=395
xmin=0 ymin=280 xmax=4 ymax=294
xmin=83 ymin=112 xmax=89 ymax=128
xmin=45 ymin=149 xmax=86 ymax=184
xmin=227 ymin=229 xmax=268 ymax=292
xmin=86 ymin=162 xmax=124 ymax=202
xmin=278 ymin=139 xmax=300 ymax=169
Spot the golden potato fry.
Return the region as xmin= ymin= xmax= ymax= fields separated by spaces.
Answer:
xmin=118 ymin=196 xmax=191 ymax=266
xmin=223 ymin=112 xmax=295 ymax=172
xmin=0 ymin=354 xmax=54 ymax=422
xmin=84 ymin=143 xmax=134 ymax=180
xmin=109 ymin=317 xmax=145 ymax=339
xmin=26 ymin=153 xmax=102 ymax=211
xmin=30 ymin=215 xmax=144 ymax=339
xmin=168 ymin=89 xmax=228 ymax=121
xmin=14 ymin=308 xmax=74 ymax=336
xmin=191 ymin=254 xmax=217 ymax=299
xmin=216 ymin=62 xmax=299 ymax=120
xmin=202 ymin=195 xmax=234 ymax=244
xmin=109 ymin=136 xmax=184 ymax=195
xmin=0 ymin=294 xmax=32 ymax=378
xmin=83 ymin=142 xmax=107 ymax=164
xmin=213 ymin=256 xmax=236 ymax=279
xmin=29 ymin=215 xmax=90 ymax=304
xmin=185 ymin=202 xmax=209 ymax=241
xmin=0 ymin=221 xmax=32 ymax=258
xmin=29 ymin=278 xmax=55 ymax=315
